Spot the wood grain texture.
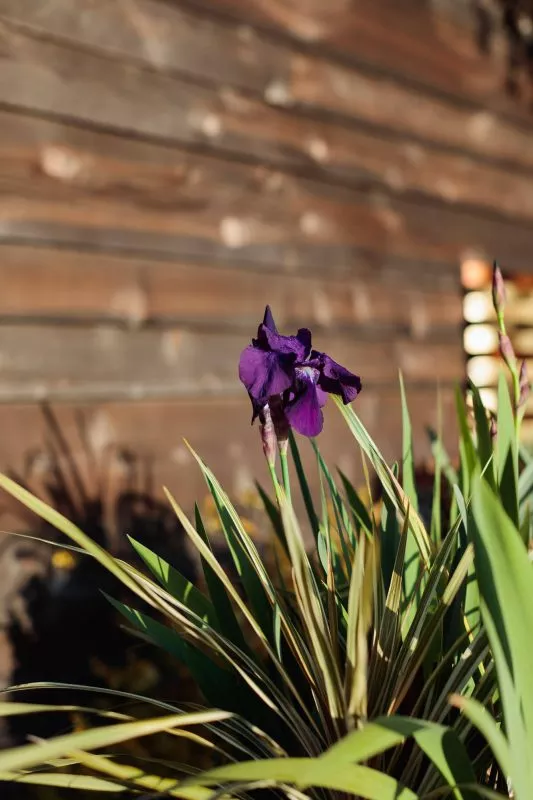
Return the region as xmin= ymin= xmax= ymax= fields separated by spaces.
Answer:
xmin=2 ymin=106 xmax=533 ymax=228
xmin=0 ymin=15 xmax=532 ymax=178
xmin=0 ymin=245 xmax=463 ymax=333
xmin=0 ymin=0 xmax=282 ymax=94
xmin=0 ymin=110 xmax=532 ymax=271
xmin=0 ymin=0 xmax=518 ymax=121
xmin=0 ymin=325 xmax=463 ymax=402
xmin=182 ymin=0 xmax=521 ymax=115
xmin=2 ymin=165 xmax=533 ymax=272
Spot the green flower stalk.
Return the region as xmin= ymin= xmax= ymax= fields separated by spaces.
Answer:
xmin=491 ymin=264 xmax=523 ymax=434
xmin=492 ymin=260 xmax=506 ymax=325
xmin=269 ymin=395 xmax=291 ymax=501
xmin=518 ymin=359 xmax=530 ymax=412
xmin=258 ymin=404 xmax=277 ymax=470
xmin=498 ymin=331 xmax=517 ymax=373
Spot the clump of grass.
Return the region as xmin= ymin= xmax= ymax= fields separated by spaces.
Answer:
xmin=0 ymin=265 xmax=531 ymax=799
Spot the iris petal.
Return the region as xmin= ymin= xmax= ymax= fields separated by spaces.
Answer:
xmin=316 ymin=385 xmax=328 ymax=407
xmin=238 ymin=346 xmax=293 ymax=406
xmin=255 ymin=325 xmax=312 ymax=361
xmin=312 ymin=351 xmax=362 ymax=404
xmin=285 ymin=375 xmax=324 ymax=437
xmin=239 ymin=307 xmax=360 ymax=438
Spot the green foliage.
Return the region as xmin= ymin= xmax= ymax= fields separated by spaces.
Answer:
xmin=464 ymin=471 xmax=533 ymax=798
xmin=0 ymin=271 xmax=532 ymax=798
xmin=0 ymin=379 xmax=520 ymax=799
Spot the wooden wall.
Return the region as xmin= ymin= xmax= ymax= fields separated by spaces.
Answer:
xmin=0 ymin=0 xmax=531 ymax=508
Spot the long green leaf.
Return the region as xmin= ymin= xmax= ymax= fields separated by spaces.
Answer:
xmin=105 ymin=594 xmax=241 ymax=714
xmin=450 ymin=694 xmax=511 ymax=780
xmin=128 ymin=537 xmax=216 ymax=624
xmin=370 ymin=509 xmax=408 ymax=715
xmin=455 ymin=386 xmax=477 ymax=491
xmin=430 ymin=391 xmax=443 ymax=545
xmin=0 ymin=702 xmax=127 ymax=720
xmin=167 ymin=489 xmax=324 ymax=753
xmin=379 ymin=465 xmax=401 ymax=594
xmin=197 ymin=715 xmax=476 ymax=799
xmin=453 ymin=484 xmax=480 ymax=636
xmin=334 ymin=398 xmax=433 ymax=568
xmin=278 ymin=494 xmax=345 ymax=725
xmin=189 ymin=446 xmax=275 ymax=641
xmin=195 ymin=757 xmax=417 ymax=800
xmin=193 ymin=504 xmax=251 ymax=657
xmin=0 ymin=772 xmax=126 ymax=792
xmin=0 ymin=474 xmax=147 ymax=599
xmin=324 ymin=716 xmax=476 ymax=800
xmin=468 ymin=381 xmax=496 ymax=491
xmin=0 ymin=711 xmax=230 ymax=774
xmin=518 ymin=459 xmax=533 ymax=508
xmin=71 ymin=750 xmax=213 ymax=799
xmin=338 ymin=469 xmax=373 ymax=534
xmin=399 ymin=372 xmax=419 ymax=514
xmin=496 ymin=373 xmax=519 ymax=530
xmin=471 ymin=473 xmax=533 ymax=798
xmin=289 ymin=429 xmax=320 ymax=538
xmin=312 ymin=440 xmax=355 ymax=555
xmin=255 ymin=481 xmax=287 ymax=552
xmin=345 ymin=534 xmax=372 ymax=720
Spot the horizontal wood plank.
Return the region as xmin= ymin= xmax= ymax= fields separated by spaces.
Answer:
xmin=1 ymin=156 xmax=533 ymax=272
xmin=0 ymin=0 xmax=283 ymax=95
xmin=3 ymin=106 xmax=533 ymax=229
xmin=0 ymin=325 xmax=463 ymax=403
xmin=0 ymin=245 xmax=463 ymax=334
xmin=183 ymin=0 xmax=521 ymax=117
xmin=0 ymin=16 xmax=533 ymax=181
xmin=0 ymin=389 xmax=458 ymax=516
xmin=0 ymin=0 xmax=522 ymax=128
xmin=0 ymin=110 xmax=531 ymax=272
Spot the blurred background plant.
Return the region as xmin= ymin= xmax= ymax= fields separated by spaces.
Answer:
xmin=0 ymin=406 xmax=204 ymax=799
xmin=0 ymin=404 xmax=281 ymax=798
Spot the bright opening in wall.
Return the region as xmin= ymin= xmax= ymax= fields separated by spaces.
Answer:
xmin=461 ymin=257 xmax=533 ymax=445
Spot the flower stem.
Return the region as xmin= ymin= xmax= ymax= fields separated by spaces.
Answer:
xmin=280 ymin=448 xmax=292 ymax=504
xmin=267 ymin=461 xmax=283 ymax=505
xmin=512 ymin=369 xmax=521 ymax=440
xmin=496 ymin=303 xmax=522 ymax=441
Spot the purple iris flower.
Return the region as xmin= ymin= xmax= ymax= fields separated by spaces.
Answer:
xmin=239 ymin=306 xmax=362 ymax=437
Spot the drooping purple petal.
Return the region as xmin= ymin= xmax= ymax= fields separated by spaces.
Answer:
xmin=239 ymin=346 xmax=293 ymax=407
xmin=316 ymin=385 xmax=328 ymax=407
xmin=285 ymin=375 xmax=324 ymax=437
xmin=311 ymin=351 xmax=362 ymax=404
